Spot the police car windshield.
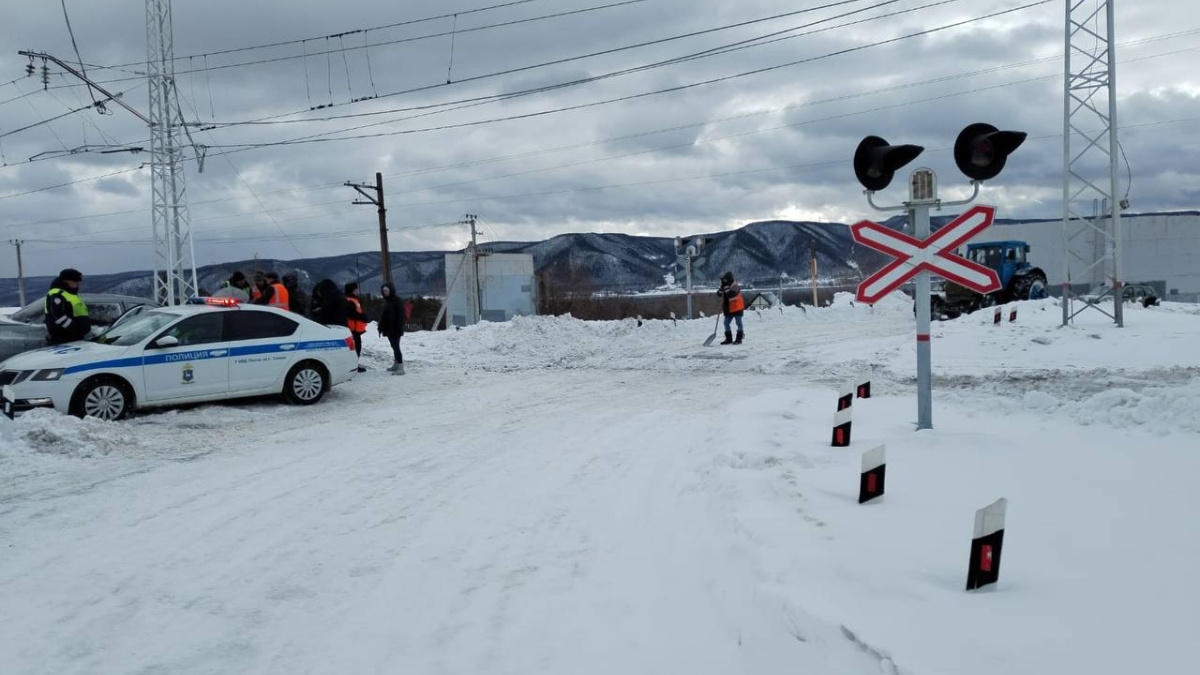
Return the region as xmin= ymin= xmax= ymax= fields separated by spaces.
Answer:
xmin=91 ymin=311 xmax=179 ymax=346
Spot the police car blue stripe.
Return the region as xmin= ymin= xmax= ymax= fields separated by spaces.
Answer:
xmin=60 ymin=340 xmax=347 ymax=376
xmin=62 ymin=357 xmax=146 ymax=375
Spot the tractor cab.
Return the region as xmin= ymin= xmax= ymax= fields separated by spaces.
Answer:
xmin=963 ymin=241 xmax=1031 ymax=289
xmin=938 ymin=239 xmax=1047 ymax=317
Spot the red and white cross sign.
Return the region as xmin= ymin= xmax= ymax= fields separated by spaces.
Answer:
xmin=851 ymin=204 xmax=1002 ymax=304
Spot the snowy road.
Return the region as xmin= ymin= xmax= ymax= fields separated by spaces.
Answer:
xmin=2 ymin=370 xmax=907 ymax=674
xmin=3 ymin=297 xmax=1199 ymax=674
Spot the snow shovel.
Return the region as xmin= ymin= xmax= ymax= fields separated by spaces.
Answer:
xmin=703 ymin=314 xmax=721 ymax=346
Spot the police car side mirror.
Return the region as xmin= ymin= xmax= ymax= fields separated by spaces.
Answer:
xmin=152 ymin=335 xmax=180 ymax=349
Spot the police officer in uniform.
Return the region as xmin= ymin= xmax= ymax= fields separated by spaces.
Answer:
xmin=45 ymin=268 xmax=91 ymax=345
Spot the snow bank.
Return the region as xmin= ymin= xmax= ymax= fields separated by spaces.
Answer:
xmin=3 ymin=408 xmax=142 ymax=458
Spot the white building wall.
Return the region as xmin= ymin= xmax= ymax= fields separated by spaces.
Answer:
xmin=445 ymin=253 xmax=536 ymax=326
xmin=971 ymin=212 xmax=1200 ymax=300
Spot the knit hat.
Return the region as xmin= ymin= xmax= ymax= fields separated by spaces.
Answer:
xmin=59 ymin=268 xmax=83 ymax=282
xmin=229 ymin=270 xmax=247 ymax=284
xmin=344 ymin=281 xmax=358 ymax=296
xmin=721 ymin=271 xmax=734 ymax=284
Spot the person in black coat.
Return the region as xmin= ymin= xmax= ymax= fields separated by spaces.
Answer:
xmin=309 ymin=279 xmax=348 ymax=327
xmin=44 ymin=268 xmax=91 ymax=345
xmin=378 ymin=282 xmax=406 ymax=374
xmin=283 ymin=272 xmax=308 ymax=317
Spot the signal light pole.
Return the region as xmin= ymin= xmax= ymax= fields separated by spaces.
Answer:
xmin=852 ymin=123 xmax=1025 ymax=430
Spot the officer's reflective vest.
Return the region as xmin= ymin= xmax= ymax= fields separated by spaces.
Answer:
xmin=45 ymin=287 xmax=89 ymax=320
xmin=269 ymin=282 xmax=290 ymax=310
xmin=347 ymin=297 xmax=368 ymax=333
xmin=727 ymin=289 xmax=745 ymax=314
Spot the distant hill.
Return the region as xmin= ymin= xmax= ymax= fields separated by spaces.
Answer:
xmin=0 ymin=219 xmax=883 ymax=306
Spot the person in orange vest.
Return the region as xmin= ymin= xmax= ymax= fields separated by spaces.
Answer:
xmin=344 ymin=282 xmax=370 ymax=372
xmin=265 ymin=271 xmax=289 ymax=310
xmin=717 ymin=271 xmax=745 ymax=345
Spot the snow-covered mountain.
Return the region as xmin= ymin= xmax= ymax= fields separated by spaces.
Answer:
xmin=0 ymin=220 xmax=882 ymax=305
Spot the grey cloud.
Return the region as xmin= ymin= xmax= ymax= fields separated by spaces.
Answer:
xmin=0 ymin=0 xmax=1196 ymax=277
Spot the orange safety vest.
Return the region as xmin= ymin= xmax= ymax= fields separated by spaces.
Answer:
xmin=269 ymin=282 xmax=289 ymax=310
xmin=251 ymin=285 xmax=262 ymax=302
xmin=347 ymin=297 xmax=368 ymax=333
xmin=727 ymin=290 xmax=745 ymax=314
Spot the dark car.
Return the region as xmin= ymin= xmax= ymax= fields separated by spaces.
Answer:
xmin=1081 ymin=283 xmax=1160 ymax=307
xmin=0 ymin=294 xmax=154 ymax=364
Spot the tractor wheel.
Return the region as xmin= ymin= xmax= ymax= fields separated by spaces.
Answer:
xmin=1010 ymin=272 xmax=1048 ymax=301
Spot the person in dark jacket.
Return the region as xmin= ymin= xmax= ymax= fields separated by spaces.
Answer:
xmin=309 ymin=279 xmax=348 ymax=327
xmin=212 ymin=270 xmax=251 ymax=302
xmin=378 ymin=282 xmax=405 ymax=374
xmin=283 ymin=272 xmax=308 ymax=316
xmin=344 ymin=282 xmax=370 ymax=372
xmin=44 ymin=268 xmax=91 ymax=345
xmin=251 ymin=272 xmax=275 ymax=306
xmin=716 ymin=271 xmax=745 ymax=345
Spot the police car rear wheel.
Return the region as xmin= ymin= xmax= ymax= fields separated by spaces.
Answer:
xmin=73 ymin=378 xmax=131 ymax=421
xmin=284 ymin=362 xmax=327 ymax=405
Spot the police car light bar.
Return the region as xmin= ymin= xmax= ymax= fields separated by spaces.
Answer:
xmin=188 ymin=297 xmax=241 ymax=306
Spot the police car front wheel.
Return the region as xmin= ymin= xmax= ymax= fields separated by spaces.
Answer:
xmin=284 ymin=362 xmax=328 ymax=405
xmin=71 ymin=377 xmax=133 ymax=421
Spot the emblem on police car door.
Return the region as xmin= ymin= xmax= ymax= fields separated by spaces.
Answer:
xmin=182 ymin=364 xmax=195 ymax=384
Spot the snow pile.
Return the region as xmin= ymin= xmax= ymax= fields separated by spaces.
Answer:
xmin=4 ymin=408 xmax=142 ymax=458
xmin=361 ymin=291 xmax=914 ymax=374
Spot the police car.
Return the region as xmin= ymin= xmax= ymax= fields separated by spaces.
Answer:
xmin=0 ymin=297 xmax=358 ymax=421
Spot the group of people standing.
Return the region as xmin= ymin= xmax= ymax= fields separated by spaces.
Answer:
xmin=216 ymin=271 xmax=406 ymax=374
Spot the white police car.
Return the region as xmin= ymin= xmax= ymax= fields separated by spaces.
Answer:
xmin=0 ymin=297 xmax=358 ymax=421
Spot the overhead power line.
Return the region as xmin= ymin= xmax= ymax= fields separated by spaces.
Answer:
xmin=52 ymin=0 xmax=646 ymax=87
xmin=30 ymin=114 xmax=1200 ymax=253
xmin=3 ymin=31 xmax=1194 ymax=215
xmin=202 ymin=0 xmax=909 ymax=126
xmin=201 ymin=1 xmax=1056 ymax=151
xmin=99 ymin=0 xmax=558 ymax=69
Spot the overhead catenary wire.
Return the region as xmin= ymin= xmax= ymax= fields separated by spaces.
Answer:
xmin=51 ymin=0 xmax=648 ymax=89
xmin=30 ymin=115 xmax=1200 ymax=253
xmin=3 ymin=32 xmax=1193 ymax=215
xmin=96 ymin=0 xmax=558 ymax=69
xmin=59 ymin=0 xmax=97 ymax=106
xmin=199 ymin=1 xmax=1056 ymax=151
xmin=197 ymin=0 xmax=899 ymax=126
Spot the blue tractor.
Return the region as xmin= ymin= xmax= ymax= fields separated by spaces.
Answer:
xmin=935 ymin=240 xmax=1048 ymax=318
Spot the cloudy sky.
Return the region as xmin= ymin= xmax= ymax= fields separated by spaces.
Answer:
xmin=0 ymin=0 xmax=1196 ymax=276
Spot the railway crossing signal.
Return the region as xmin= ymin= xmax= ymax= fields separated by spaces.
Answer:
xmin=852 ymin=122 xmax=1026 ymax=430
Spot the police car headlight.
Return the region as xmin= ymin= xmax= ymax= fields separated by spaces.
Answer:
xmin=32 ymin=368 xmax=64 ymax=381
xmin=9 ymin=370 xmax=34 ymax=384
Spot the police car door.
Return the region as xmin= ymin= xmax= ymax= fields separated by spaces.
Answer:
xmin=224 ymin=310 xmax=301 ymax=394
xmin=142 ymin=312 xmax=230 ymax=402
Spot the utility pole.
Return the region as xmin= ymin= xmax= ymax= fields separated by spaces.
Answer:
xmin=345 ymin=172 xmax=391 ymax=285
xmin=8 ymin=240 xmax=25 ymax=307
xmin=809 ymin=241 xmax=819 ymax=307
xmin=462 ymin=213 xmax=481 ymax=324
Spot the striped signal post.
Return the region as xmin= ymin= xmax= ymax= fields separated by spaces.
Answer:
xmin=832 ymin=382 xmax=854 ymax=448
xmin=966 ymin=498 xmax=1008 ymax=591
xmin=856 ymin=371 xmax=872 ymax=399
xmin=858 ymin=445 xmax=886 ymax=504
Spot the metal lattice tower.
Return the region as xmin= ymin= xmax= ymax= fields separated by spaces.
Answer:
xmin=1061 ymin=0 xmax=1123 ymax=326
xmin=147 ymin=0 xmax=198 ymax=305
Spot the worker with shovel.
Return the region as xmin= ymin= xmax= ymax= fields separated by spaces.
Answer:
xmin=717 ymin=271 xmax=745 ymax=345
